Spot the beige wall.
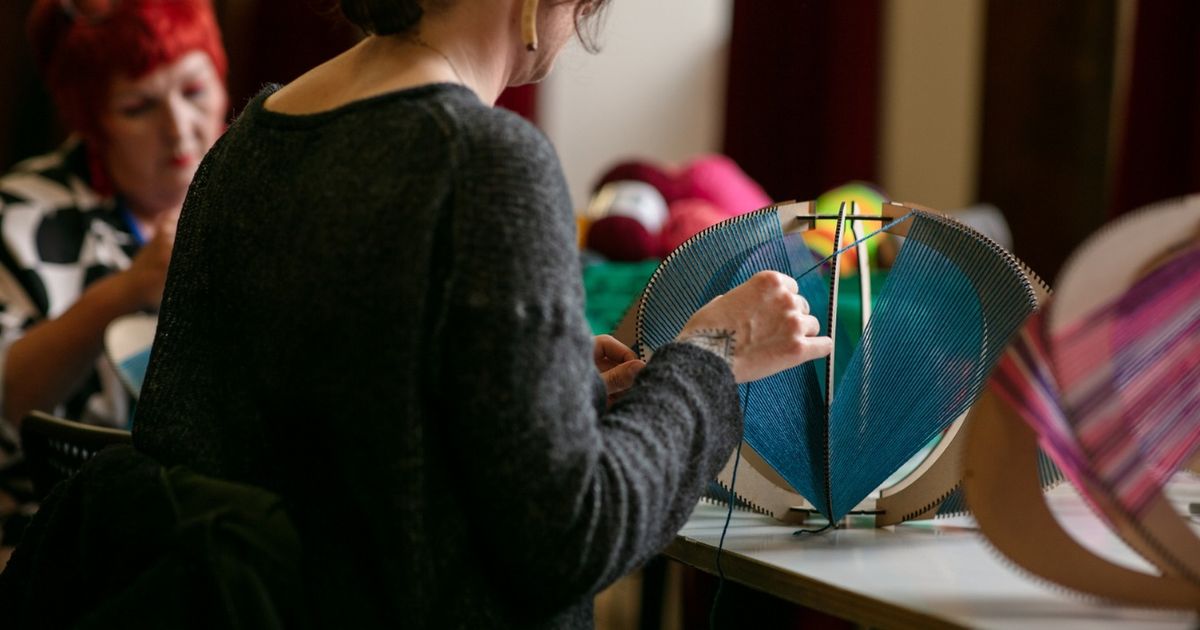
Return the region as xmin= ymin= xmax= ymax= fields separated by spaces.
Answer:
xmin=542 ymin=1 xmax=986 ymax=213
xmin=879 ymin=0 xmax=986 ymax=211
xmin=541 ymin=0 xmax=733 ymax=209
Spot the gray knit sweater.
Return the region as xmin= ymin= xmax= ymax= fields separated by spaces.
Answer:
xmin=133 ymin=84 xmax=743 ymax=629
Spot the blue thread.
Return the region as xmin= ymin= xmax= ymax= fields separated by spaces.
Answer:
xmin=794 ymin=520 xmax=833 ymax=535
xmin=639 ymin=208 xmax=1038 ymax=525
xmin=794 ymin=213 xmax=912 ymax=280
xmin=710 ymin=384 xmax=748 ymax=630
xmin=118 ymin=203 xmax=146 ymax=246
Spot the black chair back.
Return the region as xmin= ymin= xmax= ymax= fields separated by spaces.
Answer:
xmin=19 ymin=411 xmax=132 ymax=499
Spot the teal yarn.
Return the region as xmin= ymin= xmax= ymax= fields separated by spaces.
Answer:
xmin=637 ymin=208 xmax=1038 ymax=523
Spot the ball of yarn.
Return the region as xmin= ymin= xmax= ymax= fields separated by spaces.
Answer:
xmin=586 ymin=215 xmax=659 ymax=261
xmin=593 ymin=160 xmax=685 ymax=203
xmin=576 ymin=214 xmax=591 ymax=249
xmin=587 ymin=180 xmax=670 ymax=234
xmin=806 ymin=181 xmax=890 ymax=275
xmin=678 ymin=154 xmax=771 ymax=218
xmin=660 ymin=198 xmax=726 ymax=256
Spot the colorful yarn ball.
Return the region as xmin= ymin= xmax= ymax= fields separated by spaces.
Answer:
xmin=586 ymin=215 xmax=660 ymax=261
xmin=660 ymin=198 xmax=726 ymax=256
xmin=678 ymin=154 xmax=772 ymax=218
xmin=804 ymin=182 xmax=889 ymax=275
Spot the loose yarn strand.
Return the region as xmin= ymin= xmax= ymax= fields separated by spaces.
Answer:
xmin=710 ymin=384 xmax=750 ymax=630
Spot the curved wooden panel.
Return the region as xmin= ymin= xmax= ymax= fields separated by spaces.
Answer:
xmin=963 ymin=389 xmax=1200 ymax=608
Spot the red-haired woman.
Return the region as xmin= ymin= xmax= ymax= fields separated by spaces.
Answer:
xmin=0 ymin=0 xmax=227 ymax=437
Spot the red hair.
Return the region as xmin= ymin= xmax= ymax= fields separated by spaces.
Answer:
xmin=27 ymin=0 xmax=228 ymax=142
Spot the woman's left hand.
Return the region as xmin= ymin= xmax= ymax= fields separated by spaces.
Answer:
xmin=594 ymin=334 xmax=645 ymax=407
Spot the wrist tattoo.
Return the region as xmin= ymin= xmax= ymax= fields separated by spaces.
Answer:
xmin=679 ymin=329 xmax=736 ymax=367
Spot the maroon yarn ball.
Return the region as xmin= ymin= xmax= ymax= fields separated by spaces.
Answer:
xmin=592 ymin=160 xmax=685 ymax=203
xmin=585 ymin=215 xmax=660 ymax=261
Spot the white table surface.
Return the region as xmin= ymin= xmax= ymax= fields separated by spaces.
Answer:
xmin=668 ymin=479 xmax=1200 ymax=629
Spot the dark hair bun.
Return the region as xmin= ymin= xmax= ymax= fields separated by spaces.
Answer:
xmin=339 ymin=0 xmax=423 ymax=35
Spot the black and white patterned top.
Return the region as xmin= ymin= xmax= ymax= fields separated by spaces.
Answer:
xmin=0 ymin=140 xmax=140 ymax=443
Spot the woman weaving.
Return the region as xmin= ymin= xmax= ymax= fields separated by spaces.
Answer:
xmin=129 ymin=0 xmax=832 ymax=627
xmin=0 ymin=0 xmax=228 ymax=433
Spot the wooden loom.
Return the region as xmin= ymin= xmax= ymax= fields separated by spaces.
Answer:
xmin=615 ymin=199 xmax=1048 ymax=527
xmin=962 ymin=195 xmax=1200 ymax=608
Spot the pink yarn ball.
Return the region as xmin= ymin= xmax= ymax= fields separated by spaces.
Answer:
xmin=678 ymin=154 xmax=771 ymax=218
xmin=660 ymin=198 xmax=727 ymax=256
xmin=585 ymin=215 xmax=660 ymax=261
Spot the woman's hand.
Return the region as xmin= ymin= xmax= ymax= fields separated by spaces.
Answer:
xmin=594 ymin=334 xmax=645 ymax=407
xmin=120 ymin=211 xmax=179 ymax=311
xmin=676 ymin=270 xmax=832 ymax=383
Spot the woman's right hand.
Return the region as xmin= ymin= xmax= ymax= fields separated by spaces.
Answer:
xmin=676 ymin=270 xmax=832 ymax=383
xmin=120 ymin=212 xmax=178 ymax=311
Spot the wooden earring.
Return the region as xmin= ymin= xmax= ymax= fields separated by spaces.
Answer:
xmin=522 ymin=0 xmax=539 ymax=51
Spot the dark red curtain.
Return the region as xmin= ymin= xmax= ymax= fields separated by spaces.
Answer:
xmin=722 ymin=0 xmax=881 ymax=202
xmin=218 ymin=0 xmax=361 ymax=112
xmin=976 ymin=1 xmax=1117 ymax=282
xmin=496 ymin=84 xmax=539 ymax=124
xmin=1110 ymin=0 xmax=1200 ymax=216
xmin=2 ymin=0 xmax=59 ymax=171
